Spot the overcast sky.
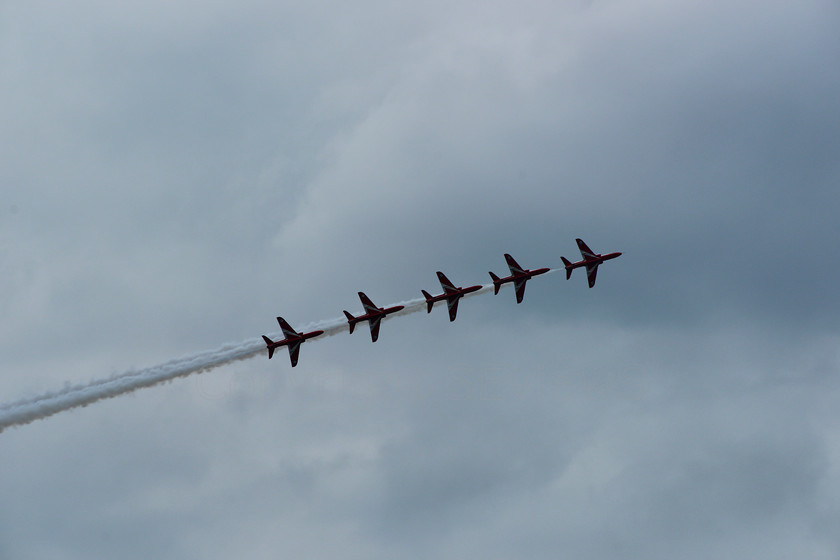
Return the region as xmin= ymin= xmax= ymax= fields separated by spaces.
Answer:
xmin=2 ymin=0 xmax=840 ymax=558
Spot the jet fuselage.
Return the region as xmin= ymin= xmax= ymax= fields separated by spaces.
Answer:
xmin=564 ymin=251 xmax=622 ymax=270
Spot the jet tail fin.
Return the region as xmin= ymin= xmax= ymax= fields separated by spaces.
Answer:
xmin=561 ymin=257 xmax=573 ymax=279
xmin=421 ymin=290 xmax=434 ymax=313
xmin=343 ymin=310 xmax=356 ymax=333
xmin=489 ymin=272 xmax=501 ymax=294
xmin=262 ymin=335 xmax=275 ymax=359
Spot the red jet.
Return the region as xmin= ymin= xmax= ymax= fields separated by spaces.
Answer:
xmin=262 ymin=316 xmax=325 ymax=367
xmin=343 ymin=292 xmax=405 ymax=342
xmin=561 ymin=238 xmax=622 ymax=288
xmin=421 ymin=271 xmax=483 ymax=322
xmin=489 ymin=254 xmax=550 ymax=303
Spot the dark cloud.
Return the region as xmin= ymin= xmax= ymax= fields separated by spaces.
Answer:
xmin=1 ymin=0 xmax=839 ymax=558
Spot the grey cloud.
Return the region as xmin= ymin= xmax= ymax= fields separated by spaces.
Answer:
xmin=2 ymin=0 xmax=839 ymax=558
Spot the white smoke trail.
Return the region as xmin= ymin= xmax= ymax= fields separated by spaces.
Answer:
xmin=0 ymin=293 xmax=437 ymax=433
xmin=0 ymin=311 xmax=363 ymax=433
xmin=0 ymin=277 xmax=547 ymax=433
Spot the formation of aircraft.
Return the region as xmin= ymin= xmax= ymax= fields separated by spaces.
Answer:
xmin=262 ymin=238 xmax=621 ymax=364
xmin=261 ymin=316 xmax=324 ymax=367
xmin=343 ymin=292 xmax=405 ymax=342
xmin=421 ymin=272 xmax=483 ymax=322
xmin=561 ymin=238 xmax=623 ymax=288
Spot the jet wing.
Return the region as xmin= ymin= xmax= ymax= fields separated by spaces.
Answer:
xmin=447 ymin=297 xmax=460 ymax=322
xmin=288 ymin=341 xmax=302 ymax=367
xmin=358 ymin=292 xmax=380 ymax=314
xmin=514 ymin=278 xmax=527 ymax=303
xmin=576 ymin=238 xmax=597 ymax=260
xmin=276 ymin=316 xmax=298 ymax=339
xmin=504 ymin=254 xmax=525 ymax=275
xmin=369 ymin=316 xmax=382 ymax=342
xmin=437 ymin=271 xmax=457 ymax=294
xmin=586 ymin=263 xmax=599 ymax=288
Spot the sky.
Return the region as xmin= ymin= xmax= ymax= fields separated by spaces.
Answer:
xmin=1 ymin=0 xmax=839 ymax=557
